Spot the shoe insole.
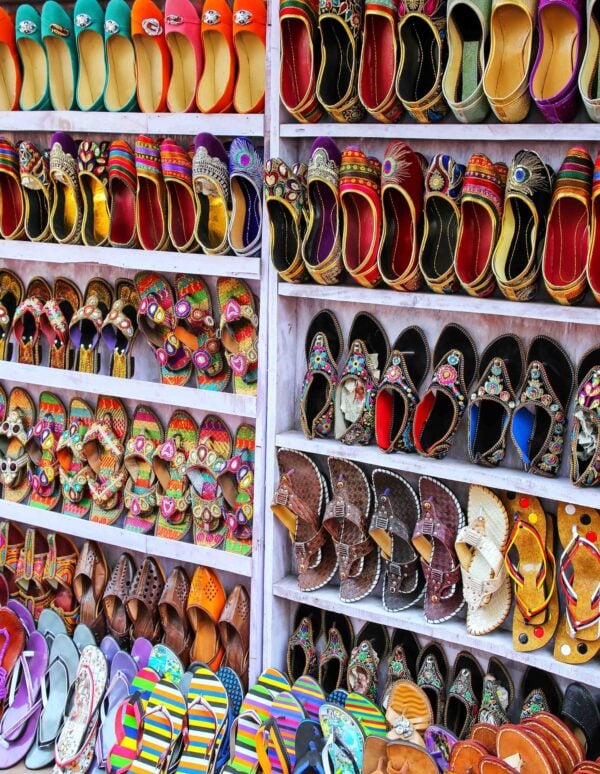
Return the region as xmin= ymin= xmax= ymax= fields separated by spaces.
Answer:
xmin=281 ymin=18 xmax=312 ymax=109
xmin=0 ymin=44 xmax=17 ymax=110
xmin=589 ymin=197 xmax=600 ymax=294
xmin=418 ymin=391 xmax=455 ymax=452
xmin=168 ymin=32 xmax=196 ymax=112
xmin=0 ymin=177 xmax=22 ymax=237
xmin=24 ymin=188 xmax=49 ymax=240
xmin=375 ymin=388 xmax=403 ymax=448
xmin=267 ymin=200 xmax=298 ymax=271
xmin=110 ymin=181 xmax=136 ymax=245
xmin=305 ymin=182 xmax=337 ymax=265
xmin=360 ymin=15 xmax=395 ymax=107
xmin=450 ymin=6 xmax=482 ymax=101
xmin=398 ymin=16 xmax=438 ymax=102
xmin=319 ymin=18 xmax=353 ymax=105
xmin=230 ymin=177 xmax=260 ymax=251
xmin=503 ymin=198 xmax=535 ymax=281
xmin=455 ymin=202 xmax=493 ymax=284
xmin=470 ymin=401 xmax=509 ymax=459
xmin=305 ymin=373 xmax=332 ymax=431
xmin=52 ymin=182 xmax=78 ymax=241
xmin=485 ymin=5 xmax=531 ymax=99
xmin=134 ymin=36 xmax=162 ymax=112
xmin=45 ymin=37 xmax=74 ymax=110
xmin=189 ymin=607 xmax=220 ymax=664
xmin=18 ymin=38 xmax=47 ymax=109
xmin=77 ymin=30 xmax=105 ymax=109
xmin=235 ymin=32 xmax=265 ymax=112
xmin=422 ymin=197 xmax=458 ymax=279
xmin=380 ymin=187 xmax=416 ymax=279
xmin=138 ymin=179 xmax=165 ymax=249
xmin=168 ymin=182 xmax=196 ymax=249
xmin=196 ymin=189 xmax=227 ymax=250
xmin=82 ymin=176 xmax=110 ymax=245
xmin=531 ymin=5 xmax=578 ymax=99
xmin=198 ymin=31 xmax=232 ymax=111
xmin=105 ymin=36 xmax=136 ymax=110
xmin=342 ymin=193 xmax=376 ymax=273
xmin=544 ymin=198 xmax=588 ymax=285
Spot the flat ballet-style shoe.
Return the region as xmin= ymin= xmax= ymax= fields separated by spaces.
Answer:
xmin=579 ymin=0 xmax=600 ymax=120
xmin=16 ymin=4 xmax=50 ymax=111
xmin=74 ymin=0 xmax=107 ymax=111
xmin=20 ymin=140 xmax=53 ymax=243
xmin=0 ymin=8 xmax=22 ymax=112
xmin=192 ymin=132 xmax=230 ymax=255
xmin=135 ymin=135 xmax=169 ymax=251
xmin=0 ymin=138 xmax=25 ymax=240
xmin=196 ymin=0 xmax=235 ymax=113
xmin=108 ymin=139 xmax=138 ymax=248
xmin=227 ymin=136 xmax=263 ymax=257
xmin=41 ymin=1 xmax=78 ymax=111
xmin=160 ymin=137 xmax=199 ymax=252
xmin=279 ymin=0 xmax=323 ymax=122
xmin=587 ymin=150 xmax=600 ymax=301
xmin=232 ymin=0 xmax=267 ymax=114
xmin=131 ymin=0 xmax=170 ymax=113
xmin=49 ymin=132 xmax=83 ymax=245
xmin=104 ymin=0 xmax=138 ymax=112
xmin=78 ymin=140 xmax=110 ymax=247
xmin=166 ymin=0 xmax=202 ymax=113
xmin=358 ymin=0 xmax=403 ymax=122
xmin=265 ymin=158 xmax=308 ymax=283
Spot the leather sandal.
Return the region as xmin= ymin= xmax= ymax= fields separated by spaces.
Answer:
xmin=228 ymin=137 xmax=263 ymax=257
xmin=493 ymin=150 xmax=553 ymax=302
xmin=416 ymin=642 xmax=448 ymax=724
xmin=358 ymin=0 xmax=403 ymax=122
xmin=132 ymin=0 xmax=170 ymax=112
xmin=219 ymin=584 xmax=250 ymax=687
xmin=448 ymin=739 xmax=488 ymax=773
xmin=500 ymin=491 xmax=559 ymax=651
xmin=15 ymin=529 xmax=54 ymax=620
xmin=70 ymin=277 xmax=113 ymax=374
xmin=102 ymin=552 xmax=136 ymax=647
xmin=319 ymin=611 xmax=354 ymax=695
xmin=496 ymin=724 xmax=554 ymax=773
xmin=272 ymin=448 xmax=338 ymax=591
xmin=0 ymin=269 xmax=24 ymax=362
xmin=369 ymin=470 xmax=425 ymax=612
xmin=196 ymin=0 xmax=235 ymax=112
xmin=165 ymin=0 xmax=202 ymax=113
xmin=122 ymin=404 xmax=163 ymax=535
xmin=78 ymin=139 xmax=111 ymax=247
xmin=524 ymin=711 xmax=585 ymax=769
xmin=265 ymin=158 xmax=308 ymax=283
xmin=135 ymin=135 xmax=170 ymax=251
xmin=12 ymin=276 xmax=51 ymax=366
xmin=444 ymin=652 xmax=484 ymax=739
xmin=279 ymin=0 xmax=323 ymax=122
xmin=188 ymin=566 xmax=226 ymax=670
xmin=232 ymin=0 xmax=267 ymax=114
xmin=104 ymin=0 xmax=138 ymax=112
xmin=287 ymin=604 xmax=321 ymax=681
xmin=334 ymin=312 xmax=389 ymax=445
xmin=74 ymin=0 xmax=107 ymax=111
xmin=42 ymin=1 xmax=77 ymax=110
xmin=414 ymin=476 xmax=465 ymax=623
xmin=323 ymin=456 xmax=380 ymax=603
xmin=468 ymin=333 xmax=526 ymax=466
xmin=160 ymin=138 xmax=199 ymax=253
xmin=419 ymin=154 xmax=466 ymax=294
xmin=375 ymin=326 xmax=430 ymax=453
xmin=19 ymin=140 xmax=53 ymax=243
xmin=159 ymin=566 xmax=192 ymax=667
xmin=0 ymin=521 xmax=25 ymax=598
xmin=193 ymin=133 xmax=231 ymax=255
xmin=301 ymin=137 xmax=344 ymax=285
xmin=126 ymin=557 xmax=165 ymax=641
xmin=571 ymin=346 xmax=600 ymax=487
xmin=56 ymin=397 xmax=94 ymax=519
xmin=542 ymin=147 xmax=593 ymax=306
xmin=49 ymin=132 xmax=83 ymax=245
xmin=16 ymin=4 xmax=50 ymax=111
xmin=108 ymin=140 xmax=138 ymax=248
xmin=26 ymin=391 xmax=67 ymax=511
xmin=414 ymin=323 xmax=479 ymax=459
xmin=511 ymin=335 xmax=574 ymax=476
xmin=0 ymin=138 xmax=25 ymax=240
xmin=101 ymin=278 xmax=139 ymax=380
xmin=0 ymin=387 xmax=36 ymax=505
xmin=73 ymin=541 xmax=108 ymax=642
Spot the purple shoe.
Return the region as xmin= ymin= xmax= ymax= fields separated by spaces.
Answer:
xmin=530 ymin=0 xmax=584 ymax=122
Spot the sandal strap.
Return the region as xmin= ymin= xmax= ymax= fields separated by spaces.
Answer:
xmin=88 ymin=469 xmax=128 ymax=505
xmin=70 ymin=295 xmax=105 ymax=333
xmin=505 ymin=520 xmax=556 ymax=621
xmin=413 ymin=515 xmax=456 ymax=554
xmin=294 ymin=529 xmax=328 ymax=575
xmin=124 ymin=434 xmax=157 ymax=466
xmin=461 ymin=566 xmax=507 ymax=611
xmin=456 ymin=524 xmax=504 ymax=575
xmin=559 ymin=526 xmax=600 ymax=635
xmin=59 ymin=466 xmax=90 ymax=503
xmin=0 ymin=409 xmax=30 ymax=447
xmin=187 ymin=443 xmax=228 ymax=480
xmin=102 ymin=299 xmax=136 ymax=341
xmin=334 ymin=536 xmax=374 ymax=580
xmin=84 ymin=420 xmax=125 ymax=459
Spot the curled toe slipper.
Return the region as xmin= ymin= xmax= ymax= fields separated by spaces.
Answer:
xmin=444 ymin=652 xmax=484 ymax=739
xmin=19 ymin=141 xmax=52 ymax=243
xmin=318 ymin=612 xmax=354 ymax=697
xmin=287 ymin=605 xmax=321 ymax=682
xmin=123 ymin=405 xmax=164 ymax=535
xmin=346 ymin=622 xmax=389 ymax=704
xmin=381 ymin=629 xmax=421 ymax=708
xmin=57 ymin=397 xmax=94 ymax=519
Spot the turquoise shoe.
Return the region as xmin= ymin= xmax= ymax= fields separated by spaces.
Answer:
xmin=104 ymin=0 xmax=138 ymax=111
xmin=41 ymin=1 xmax=78 ymax=110
xmin=74 ymin=0 xmax=106 ymax=111
xmin=16 ymin=4 xmax=51 ymax=110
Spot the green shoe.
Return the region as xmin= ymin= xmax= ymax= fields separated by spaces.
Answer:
xmin=74 ymin=0 xmax=106 ymax=111
xmin=41 ymin=1 xmax=78 ymax=110
xmin=16 ymin=4 xmax=51 ymax=110
xmin=104 ymin=0 xmax=138 ymax=111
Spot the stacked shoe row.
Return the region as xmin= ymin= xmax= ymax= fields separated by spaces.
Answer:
xmin=0 ymin=522 xmax=249 ymax=674
xmin=0 ymin=386 xmax=254 ymax=552
xmin=281 ymin=0 xmax=600 ymax=123
xmin=0 ymin=0 xmax=266 ymax=114
xmin=300 ymin=311 xmax=600 ymax=487
xmin=273 ymin=449 xmax=600 ymax=664
xmin=267 ymin=140 xmax=600 ymax=306
xmin=0 ymin=132 xmax=263 ymax=255
xmin=0 ymin=270 xmax=259 ymax=395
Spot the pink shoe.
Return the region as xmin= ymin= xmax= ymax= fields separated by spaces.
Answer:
xmin=166 ymin=0 xmax=203 ymax=112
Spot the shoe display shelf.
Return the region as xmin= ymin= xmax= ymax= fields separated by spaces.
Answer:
xmin=0 ymin=107 xmax=269 ymax=689
xmin=263 ymin=5 xmax=600 ymax=691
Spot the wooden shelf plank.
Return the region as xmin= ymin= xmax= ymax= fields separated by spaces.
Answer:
xmin=275 ymin=430 xmax=599 ymax=509
xmin=278 ymin=282 xmax=600 ymax=326
xmin=273 ymin=576 xmax=600 ymax=687
xmin=0 ymin=240 xmax=261 ymax=281
xmin=0 ymin=362 xmax=256 ymax=418
xmin=0 ymin=499 xmax=253 ymax=576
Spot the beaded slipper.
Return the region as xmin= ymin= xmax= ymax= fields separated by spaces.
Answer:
xmin=101 ymin=279 xmax=139 ymax=380
xmin=57 ymin=398 xmax=94 ymax=519
xmin=265 ymin=158 xmax=309 ymax=283
xmin=193 ymin=133 xmax=231 ymax=255
xmin=123 ymin=405 xmax=163 ymax=535
xmin=12 ymin=277 xmax=51 ymax=366
xmin=0 ymin=269 xmax=24 ymax=362
xmin=49 ymin=132 xmax=83 ymax=244
xmin=220 ymin=424 xmax=255 ymax=555
xmin=78 ymin=139 xmax=111 ymax=247
xmin=26 ymin=391 xmax=66 ymax=511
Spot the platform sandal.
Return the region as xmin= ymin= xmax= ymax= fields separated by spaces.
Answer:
xmin=56 ymin=398 xmax=94 ymax=519
xmin=123 ymin=405 xmax=163 ymax=535
xmin=11 ymin=277 xmax=51 ymax=366
xmin=0 ymin=269 xmax=23 ymax=362
xmin=0 ymin=387 xmax=36 ymax=504
xmin=219 ymin=423 xmax=255 ymax=555
xmin=217 ymin=277 xmax=259 ymax=395
xmin=70 ymin=277 xmax=114 ymax=374
xmin=26 ymin=391 xmax=66 ymax=511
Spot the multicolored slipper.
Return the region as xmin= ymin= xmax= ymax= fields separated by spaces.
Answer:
xmin=217 ymin=278 xmax=259 ymax=395
xmin=291 ymin=676 xmax=326 ymax=723
xmin=257 ymin=691 xmax=306 ymax=774
xmin=12 ymin=277 xmax=51 ymax=365
xmin=187 ymin=414 xmax=232 ymax=550
xmin=220 ymin=424 xmax=255 ymax=556
xmin=129 ymin=679 xmax=187 ymax=774
xmin=57 ymin=398 xmax=94 ymax=519
xmin=319 ymin=704 xmax=365 ymax=774
xmin=154 ymin=411 xmax=198 ymax=541
xmin=345 ymin=693 xmax=387 ymax=738
xmin=84 ymin=396 xmax=129 ymax=525
xmin=101 ymin=279 xmax=140 ymax=379
xmin=27 ymin=391 xmax=66 ymax=510
xmin=123 ymin=405 xmax=164 ymax=534
xmin=175 ymin=274 xmax=230 ymax=392
xmin=0 ymin=387 xmax=35 ymax=504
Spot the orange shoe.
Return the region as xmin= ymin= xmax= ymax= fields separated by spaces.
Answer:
xmin=196 ymin=0 xmax=235 ymax=112
xmin=232 ymin=0 xmax=266 ymax=113
xmin=187 ymin=566 xmax=226 ymax=669
xmin=132 ymin=0 xmax=171 ymax=112
xmin=0 ymin=8 xmax=21 ymax=111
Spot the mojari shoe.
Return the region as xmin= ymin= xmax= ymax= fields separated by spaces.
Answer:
xmin=41 ymin=0 xmax=78 ymax=110
xmin=587 ymin=150 xmax=600 ymax=301
xmin=279 ymin=0 xmax=323 ymax=122
xmin=0 ymin=139 xmax=25 ymax=240
xmin=192 ymin=133 xmax=231 ymax=255
xmin=232 ymin=0 xmax=267 ymax=114
xmin=196 ymin=0 xmax=235 ymax=113
xmin=19 ymin=141 xmax=52 ymax=242
xmin=131 ymin=0 xmax=170 ymax=113
xmin=358 ymin=0 xmax=403 ymax=122
xmin=227 ymin=137 xmax=263 ymax=257
xmin=48 ymin=132 xmax=83 ymax=245
xmin=78 ymin=140 xmax=111 ymax=247
xmin=104 ymin=0 xmax=138 ymax=112
xmin=579 ymin=0 xmax=600 ymax=120
xmin=74 ymin=0 xmax=107 ymax=111
xmin=160 ymin=137 xmax=199 ymax=253
xmin=265 ymin=158 xmax=308 ymax=283
xmin=165 ymin=0 xmax=202 ymax=113
xmin=16 ymin=4 xmax=51 ymax=111
xmin=0 ymin=8 xmax=22 ymax=111
xmin=108 ymin=140 xmax=138 ymax=248
xmin=135 ymin=135 xmax=169 ymax=251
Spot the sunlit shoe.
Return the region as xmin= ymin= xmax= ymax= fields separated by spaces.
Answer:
xmin=358 ymin=0 xmax=403 ymax=122
xmin=232 ymin=0 xmax=267 ymax=114
xmin=74 ymin=0 xmax=107 ymax=111
xmin=104 ymin=0 xmax=138 ymax=112
xmin=16 ymin=4 xmax=50 ymax=111
xmin=196 ymin=0 xmax=235 ymax=113
xmin=166 ymin=0 xmax=202 ymax=113
xmin=41 ymin=0 xmax=78 ymax=110
xmin=279 ymin=0 xmax=323 ymax=122
xmin=131 ymin=0 xmax=170 ymax=113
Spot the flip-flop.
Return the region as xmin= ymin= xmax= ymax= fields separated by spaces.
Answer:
xmin=216 ymin=667 xmax=245 ymax=772
xmin=36 ymin=609 xmax=67 ymax=648
xmin=186 ymin=414 xmax=233 ymax=550
xmin=319 ymin=704 xmax=364 ymax=774
xmin=101 ymin=279 xmax=140 ymax=380
xmin=57 ymin=397 xmax=94 ymax=519
xmin=129 ymin=679 xmax=187 ymax=774
xmin=84 ymin=396 xmax=129 ymax=526
xmin=344 ymin=694 xmax=387 ymax=738
xmin=257 ymin=691 xmax=306 ymax=774
xmin=175 ymin=274 xmax=230 ymax=392
xmin=26 ymin=391 xmax=66 ymax=511
xmin=294 ymin=721 xmax=326 ymax=774
xmin=0 ymin=269 xmax=24 ymax=362
xmin=148 ymin=644 xmax=184 ymax=686
xmin=8 ymin=599 xmax=35 ymax=636
xmin=95 ymin=651 xmax=138 ymax=772
xmin=154 ymin=411 xmax=198 ymax=541
xmin=0 ymin=387 xmax=36 ymax=504
xmin=220 ymin=424 xmax=255 ymax=556
xmin=216 ymin=277 xmax=259 ymax=395
xmin=292 ymin=676 xmax=326 ymax=723
xmin=123 ymin=405 xmax=164 ymax=535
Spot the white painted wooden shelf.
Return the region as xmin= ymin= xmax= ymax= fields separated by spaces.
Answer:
xmin=279 ymin=282 xmax=600 ymax=326
xmin=0 ymin=499 xmax=253 ymax=577
xmin=0 ymin=239 xmax=261 ymax=281
xmin=275 ymin=430 xmax=600 ymax=509
xmin=273 ymin=576 xmax=600 ymax=688
xmin=0 ymin=111 xmax=264 ymax=137
xmin=0 ymin=362 xmax=256 ymax=418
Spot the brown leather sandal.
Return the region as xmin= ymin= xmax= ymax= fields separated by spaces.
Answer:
xmin=102 ymin=553 xmax=136 ymax=647
xmin=73 ymin=540 xmax=108 ymax=642
xmin=218 ymin=584 xmax=250 ymax=688
xmin=448 ymin=739 xmax=487 ymax=773
xmin=496 ymin=725 xmax=554 ymax=773
xmin=158 ymin=566 xmax=192 ymax=667
xmin=125 ymin=557 xmax=165 ymax=641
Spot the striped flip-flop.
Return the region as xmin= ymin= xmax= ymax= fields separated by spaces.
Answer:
xmin=129 ymin=679 xmax=187 ymax=774
xmin=174 ymin=664 xmax=229 ymax=774
xmin=344 ymin=693 xmax=387 ymax=738
xmin=257 ymin=691 xmax=306 ymax=774
xmin=216 ymin=667 xmax=245 ymax=772
xmin=291 ymin=676 xmax=326 ymax=722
